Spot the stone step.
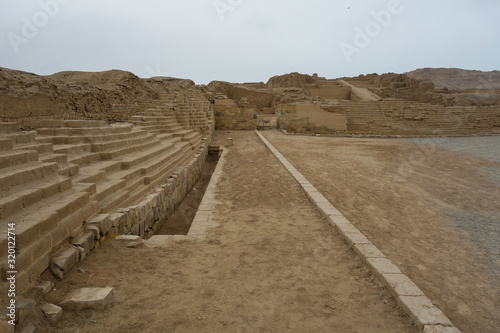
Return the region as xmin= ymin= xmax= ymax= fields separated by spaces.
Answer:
xmin=0 ymin=122 xmax=20 ymax=133
xmin=2 ymin=131 xmax=36 ymax=145
xmin=35 ymin=120 xmax=108 ymax=128
xmin=98 ymin=142 xmax=191 ymax=213
xmin=53 ymin=143 xmax=92 ymax=156
xmin=57 ymin=163 xmax=80 ymax=177
xmin=90 ymin=133 xmax=155 ymax=152
xmin=0 ymin=139 xmax=12 ymax=151
xmin=39 ymin=153 xmax=69 ymax=164
xmin=14 ymin=142 xmax=53 ymax=155
xmin=136 ymin=124 xmax=184 ymax=133
xmin=36 ymin=128 xmax=146 ymax=145
xmin=0 ymin=188 xmax=90 ymax=251
xmin=120 ymin=138 xmax=179 ymax=170
xmin=0 ymin=175 xmax=72 ymax=220
xmin=74 ymin=161 xmax=122 ymax=184
xmin=100 ymin=137 xmax=160 ymax=160
xmin=173 ymin=130 xmax=195 ymax=138
xmin=0 ymin=149 xmax=38 ymax=169
xmin=36 ymin=123 xmax=134 ymax=136
xmin=68 ymin=152 xmax=101 ymax=166
xmin=0 ymin=162 xmax=58 ymax=192
xmin=131 ymin=115 xmax=177 ymax=122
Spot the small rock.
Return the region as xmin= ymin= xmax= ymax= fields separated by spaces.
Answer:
xmin=39 ymin=303 xmax=63 ymax=325
xmin=34 ymin=281 xmax=54 ymax=295
xmin=59 ymin=287 xmax=113 ymax=311
xmin=127 ymin=240 xmax=145 ymax=248
xmin=77 ymin=268 xmax=86 ymax=274
xmin=114 ymin=235 xmax=141 ymax=242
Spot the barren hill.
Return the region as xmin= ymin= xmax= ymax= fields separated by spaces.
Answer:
xmin=0 ymin=67 xmax=194 ymax=126
xmin=406 ymin=68 xmax=500 ymax=90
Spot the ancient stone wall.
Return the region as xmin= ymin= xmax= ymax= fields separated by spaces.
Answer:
xmin=277 ymin=104 xmax=347 ymax=134
xmin=213 ymin=100 xmax=258 ymax=130
xmin=339 ymin=100 xmax=500 ymax=135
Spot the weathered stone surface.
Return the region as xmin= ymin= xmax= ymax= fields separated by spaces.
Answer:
xmin=59 ymin=287 xmax=113 ymax=311
xmin=16 ymin=297 xmax=35 ymax=324
xmin=127 ymin=240 xmax=145 ymax=248
xmin=71 ymin=231 xmax=95 ymax=254
xmin=50 ymin=245 xmax=79 ymax=279
xmin=365 ymin=258 xmax=402 ymax=278
xmin=34 ymin=280 xmax=54 ymax=294
xmin=114 ymin=235 xmax=141 ymax=241
xmin=353 ymin=243 xmax=386 ymax=259
xmin=86 ymin=214 xmax=112 ymax=235
xmin=397 ymin=296 xmax=452 ymax=329
xmin=40 ymin=303 xmax=63 ymax=325
xmin=423 ymin=325 xmax=462 ymax=333
xmin=381 ymin=273 xmax=425 ymax=297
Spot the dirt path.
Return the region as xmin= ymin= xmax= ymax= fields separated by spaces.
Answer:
xmin=262 ymin=130 xmax=500 ymax=333
xmin=34 ymin=131 xmax=417 ymax=332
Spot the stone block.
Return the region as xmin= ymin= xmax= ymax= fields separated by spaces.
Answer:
xmin=59 ymin=287 xmax=113 ymax=311
xmin=341 ymin=230 xmax=371 ymax=246
xmin=335 ymin=222 xmax=361 ymax=235
xmin=40 ymin=303 xmax=63 ymax=325
xmin=108 ymin=212 xmax=127 ymax=229
xmin=328 ymin=214 xmax=351 ymax=226
xmin=397 ymin=296 xmax=452 ymax=329
xmin=423 ymin=325 xmax=461 ymax=333
xmin=34 ymin=281 xmax=54 ymax=294
xmin=49 ymin=245 xmax=79 ymax=279
xmin=353 ymin=243 xmax=386 ymax=259
xmin=365 ymin=258 xmax=402 ymax=278
xmin=86 ymin=214 xmax=111 ymax=235
xmin=381 ymin=273 xmax=425 ymax=297
xmin=71 ymin=231 xmax=95 ymax=254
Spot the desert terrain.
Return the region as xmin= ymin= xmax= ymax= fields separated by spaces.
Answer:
xmin=0 ymin=67 xmax=499 ymax=333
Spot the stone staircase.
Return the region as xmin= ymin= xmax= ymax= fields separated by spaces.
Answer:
xmin=0 ymin=94 xmax=212 ymax=297
xmin=0 ymin=122 xmax=92 ymax=297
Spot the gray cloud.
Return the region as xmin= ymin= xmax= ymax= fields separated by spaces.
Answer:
xmin=1 ymin=0 xmax=499 ymax=84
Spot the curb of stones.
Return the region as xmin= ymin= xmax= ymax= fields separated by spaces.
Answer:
xmin=187 ymin=148 xmax=228 ymax=240
xmin=255 ymin=130 xmax=461 ymax=333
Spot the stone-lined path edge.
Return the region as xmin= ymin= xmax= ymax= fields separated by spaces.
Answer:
xmin=255 ymin=130 xmax=461 ymax=333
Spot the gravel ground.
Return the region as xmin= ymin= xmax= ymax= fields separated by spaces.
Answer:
xmin=402 ymin=136 xmax=500 ymax=276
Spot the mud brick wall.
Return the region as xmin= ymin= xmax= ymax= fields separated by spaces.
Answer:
xmin=0 ymin=102 xmax=149 ymax=131
xmin=277 ymin=104 xmax=345 ymax=134
xmin=214 ymin=100 xmax=258 ymax=130
xmin=339 ymin=100 xmax=500 ymax=135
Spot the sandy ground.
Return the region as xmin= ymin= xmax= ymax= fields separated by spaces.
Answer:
xmin=262 ymin=130 xmax=500 ymax=333
xmin=30 ymin=131 xmax=418 ymax=333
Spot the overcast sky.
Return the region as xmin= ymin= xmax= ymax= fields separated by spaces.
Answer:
xmin=1 ymin=0 xmax=499 ymax=84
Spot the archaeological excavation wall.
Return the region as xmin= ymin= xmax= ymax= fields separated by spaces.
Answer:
xmin=213 ymin=99 xmax=258 ymax=130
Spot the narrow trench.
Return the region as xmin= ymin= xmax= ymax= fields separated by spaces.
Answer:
xmin=158 ymin=152 xmax=220 ymax=235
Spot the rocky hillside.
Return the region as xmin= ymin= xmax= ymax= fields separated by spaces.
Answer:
xmin=406 ymin=68 xmax=500 ymax=90
xmin=0 ymin=67 xmax=195 ymax=126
